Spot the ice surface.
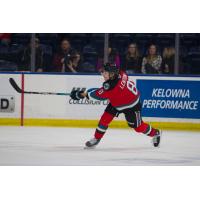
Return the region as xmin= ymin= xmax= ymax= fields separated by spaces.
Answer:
xmin=0 ymin=126 xmax=200 ymax=165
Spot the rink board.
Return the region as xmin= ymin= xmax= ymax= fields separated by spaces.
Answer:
xmin=0 ymin=72 xmax=199 ymax=130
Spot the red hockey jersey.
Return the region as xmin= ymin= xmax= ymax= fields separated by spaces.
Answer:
xmin=87 ymin=71 xmax=140 ymax=111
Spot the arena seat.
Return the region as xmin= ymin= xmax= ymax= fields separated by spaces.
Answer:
xmin=0 ymin=60 xmax=17 ymax=71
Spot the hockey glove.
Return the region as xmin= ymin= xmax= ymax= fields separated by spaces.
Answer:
xmin=70 ymin=90 xmax=85 ymax=100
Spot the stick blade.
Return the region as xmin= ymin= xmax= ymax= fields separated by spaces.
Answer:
xmin=9 ymin=78 xmax=22 ymax=93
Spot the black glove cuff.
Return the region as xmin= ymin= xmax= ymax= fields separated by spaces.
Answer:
xmin=76 ymin=91 xmax=84 ymax=100
xmin=70 ymin=90 xmax=84 ymax=100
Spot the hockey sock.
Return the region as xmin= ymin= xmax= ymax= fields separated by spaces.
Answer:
xmin=94 ymin=112 xmax=115 ymax=139
xmin=134 ymin=122 xmax=157 ymax=137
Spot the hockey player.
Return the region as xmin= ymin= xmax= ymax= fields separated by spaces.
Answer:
xmin=70 ymin=63 xmax=162 ymax=148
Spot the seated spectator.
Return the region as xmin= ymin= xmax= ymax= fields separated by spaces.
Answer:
xmin=161 ymin=47 xmax=175 ymax=74
xmin=63 ymin=51 xmax=82 ymax=73
xmin=141 ymin=44 xmax=162 ymax=74
xmin=0 ymin=33 xmax=11 ymax=46
xmin=52 ymin=38 xmax=75 ymax=72
xmin=97 ymin=47 xmax=120 ymax=71
xmin=122 ymin=43 xmax=142 ymax=74
xmin=21 ymin=38 xmax=44 ymax=72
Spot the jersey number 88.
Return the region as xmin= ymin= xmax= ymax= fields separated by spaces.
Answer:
xmin=127 ymin=80 xmax=138 ymax=95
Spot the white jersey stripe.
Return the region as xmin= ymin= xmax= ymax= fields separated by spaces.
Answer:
xmin=127 ymin=121 xmax=135 ymax=125
xmin=138 ymin=112 xmax=141 ymax=126
xmin=136 ymin=112 xmax=138 ymax=127
xmin=116 ymin=97 xmax=140 ymax=111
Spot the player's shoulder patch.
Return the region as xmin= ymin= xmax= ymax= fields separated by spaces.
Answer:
xmin=103 ymin=82 xmax=110 ymax=90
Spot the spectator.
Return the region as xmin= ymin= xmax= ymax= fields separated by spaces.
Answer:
xmin=0 ymin=33 xmax=11 ymax=46
xmin=161 ymin=47 xmax=175 ymax=74
xmin=21 ymin=38 xmax=44 ymax=72
xmin=141 ymin=44 xmax=162 ymax=74
xmin=52 ymin=38 xmax=75 ymax=72
xmin=63 ymin=51 xmax=82 ymax=73
xmin=122 ymin=43 xmax=142 ymax=74
xmin=97 ymin=47 xmax=120 ymax=72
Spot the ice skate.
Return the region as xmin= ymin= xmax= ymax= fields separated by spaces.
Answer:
xmin=85 ymin=138 xmax=101 ymax=149
xmin=152 ymin=130 xmax=162 ymax=147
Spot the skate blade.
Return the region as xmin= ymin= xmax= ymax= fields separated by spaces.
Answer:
xmin=84 ymin=146 xmax=96 ymax=150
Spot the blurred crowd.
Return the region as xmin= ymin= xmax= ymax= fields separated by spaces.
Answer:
xmin=0 ymin=33 xmax=200 ymax=75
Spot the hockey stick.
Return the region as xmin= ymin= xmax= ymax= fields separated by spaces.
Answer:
xmin=9 ymin=78 xmax=71 ymax=96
